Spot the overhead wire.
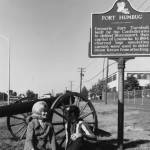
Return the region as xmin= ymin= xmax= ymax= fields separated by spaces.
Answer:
xmin=85 ymin=59 xmax=99 ymax=69
xmin=137 ymin=0 xmax=149 ymax=10
xmin=145 ymin=5 xmax=150 ymax=10
xmin=83 ymin=62 xmax=116 ymax=83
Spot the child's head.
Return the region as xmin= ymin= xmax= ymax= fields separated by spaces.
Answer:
xmin=65 ymin=105 xmax=80 ymax=122
xmin=32 ymin=101 xmax=49 ymax=120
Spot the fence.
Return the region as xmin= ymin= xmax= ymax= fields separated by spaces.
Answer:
xmin=107 ymin=89 xmax=150 ymax=106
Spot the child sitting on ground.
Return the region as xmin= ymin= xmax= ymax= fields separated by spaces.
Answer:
xmin=24 ymin=101 xmax=57 ymax=150
xmin=65 ymin=105 xmax=98 ymax=150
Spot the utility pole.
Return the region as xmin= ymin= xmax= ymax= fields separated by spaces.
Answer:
xmin=105 ymin=58 xmax=109 ymax=104
xmin=102 ymin=58 xmax=105 ymax=79
xmin=69 ymin=81 xmax=73 ymax=91
xmin=102 ymin=58 xmax=109 ymax=104
xmin=78 ymin=67 xmax=86 ymax=93
xmin=51 ymin=89 xmax=54 ymax=96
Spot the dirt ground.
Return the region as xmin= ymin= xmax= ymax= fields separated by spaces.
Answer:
xmin=1 ymin=102 xmax=150 ymax=150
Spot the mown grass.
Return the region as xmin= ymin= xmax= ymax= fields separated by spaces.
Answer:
xmin=0 ymin=102 xmax=150 ymax=149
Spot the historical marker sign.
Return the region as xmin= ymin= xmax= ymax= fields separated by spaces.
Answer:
xmin=90 ymin=0 xmax=150 ymax=58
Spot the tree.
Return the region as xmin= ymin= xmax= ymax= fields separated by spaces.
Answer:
xmin=9 ymin=90 xmax=17 ymax=96
xmin=18 ymin=93 xmax=26 ymax=98
xmin=124 ymin=76 xmax=140 ymax=91
xmin=89 ymin=79 xmax=106 ymax=100
xmin=97 ymin=79 xmax=106 ymax=95
xmin=0 ymin=92 xmax=7 ymax=101
xmin=26 ymin=90 xmax=37 ymax=99
xmin=81 ymin=86 xmax=88 ymax=99
xmin=145 ymin=83 xmax=150 ymax=89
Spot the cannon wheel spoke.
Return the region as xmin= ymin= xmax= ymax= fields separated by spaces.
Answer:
xmin=7 ymin=113 xmax=30 ymax=140
xmin=50 ymin=91 xmax=98 ymax=149
xmin=55 ymin=127 xmax=65 ymax=135
xmin=59 ymin=135 xmax=66 ymax=147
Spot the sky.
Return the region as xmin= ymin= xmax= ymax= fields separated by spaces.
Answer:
xmin=0 ymin=0 xmax=150 ymax=96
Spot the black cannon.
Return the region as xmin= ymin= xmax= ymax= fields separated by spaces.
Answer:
xmin=0 ymin=91 xmax=98 ymax=148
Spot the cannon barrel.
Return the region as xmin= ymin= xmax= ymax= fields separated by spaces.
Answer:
xmin=0 ymin=97 xmax=56 ymax=117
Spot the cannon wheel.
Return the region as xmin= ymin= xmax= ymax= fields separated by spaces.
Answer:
xmin=7 ymin=98 xmax=32 ymax=140
xmin=50 ymin=92 xmax=98 ymax=148
xmin=7 ymin=113 xmax=30 ymax=140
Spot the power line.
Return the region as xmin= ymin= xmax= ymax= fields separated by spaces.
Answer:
xmin=145 ymin=4 xmax=150 ymax=10
xmin=137 ymin=0 xmax=149 ymax=10
xmin=85 ymin=59 xmax=99 ymax=69
xmin=83 ymin=62 xmax=116 ymax=83
xmin=83 ymin=70 xmax=103 ymax=83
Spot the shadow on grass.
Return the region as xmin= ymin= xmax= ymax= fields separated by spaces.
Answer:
xmin=95 ymin=141 xmax=117 ymax=150
xmin=94 ymin=128 xmax=111 ymax=137
xmin=124 ymin=139 xmax=150 ymax=149
xmin=93 ymin=128 xmax=117 ymax=149
xmin=93 ymin=139 xmax=150 ymax=150
xmin=86 ymin=128 xmax=150 ymax=150
xmin=1 ymin=138 xmax=150 ymax=150
xmin=96 ymin=139 xmax=150 ymax=150
xmin=0 ymin=137 xmax=16 ymax=140
xmin=1 ymin=127 xmax=150 ymax=150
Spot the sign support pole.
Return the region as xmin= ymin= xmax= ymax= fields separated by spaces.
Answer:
xmin=112 ymin=57 xmax=134 ymax=150
xmin=117 ymin=57 xmax=125 ymax=150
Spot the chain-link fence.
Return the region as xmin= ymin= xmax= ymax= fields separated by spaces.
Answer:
xmin=106 ymin=89 xmax=150 ymax=106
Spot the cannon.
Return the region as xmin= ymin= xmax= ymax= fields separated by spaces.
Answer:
xmin=0 ymin=91 xmax=98 ymax=148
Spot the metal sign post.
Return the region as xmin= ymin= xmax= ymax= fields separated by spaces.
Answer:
xmin=89 ymin=0 xmax=150 ymax=149
xmin=112 ymin=57 xmax=133 ymax=150
xmin=117 ymin=58 xmax=125 ymax=150
xmin=118 ymin=57 xmax=125 ymax=150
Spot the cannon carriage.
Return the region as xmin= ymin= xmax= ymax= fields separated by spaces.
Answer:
xmin=0 ymin=91 xmax=98 ymax=148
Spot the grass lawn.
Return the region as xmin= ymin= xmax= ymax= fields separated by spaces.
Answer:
xmin=94 ymin=102 xmax=150 ymax=149
xmin=0 ymin=102 xmax=150 ymax=149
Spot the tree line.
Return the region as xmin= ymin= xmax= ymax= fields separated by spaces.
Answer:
xmin=0 ymin=90 xmax=38 ymax=101
xmin=1 ymin=76 xmax=149 ymax=102
xmin=81 ymin=76 xmax=150 ymax=100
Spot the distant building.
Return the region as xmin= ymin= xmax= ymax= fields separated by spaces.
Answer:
xmin=107 ymin=71 xmax=150 ymax=91
xmin=9 ymin=96 xmax=20 ymax=103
